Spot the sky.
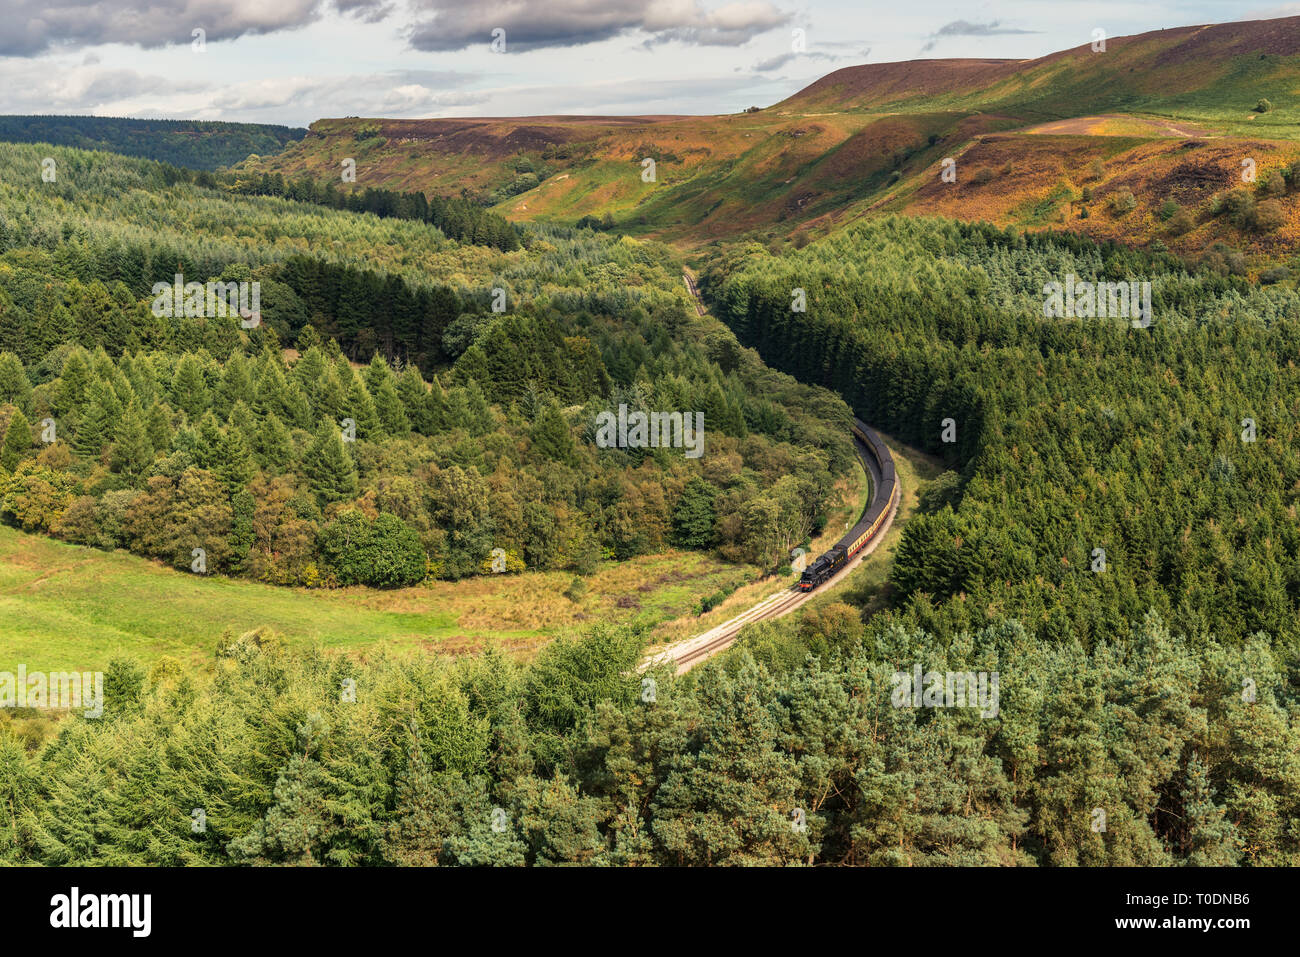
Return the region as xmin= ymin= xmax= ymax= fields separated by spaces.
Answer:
xmin=0 ymin=1 xmax=1295 ymax=127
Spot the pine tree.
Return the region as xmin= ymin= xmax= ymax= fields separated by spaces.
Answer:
xmin=145 ymin=402 xmax=174 ymax=451
xmin=0 ymin=289 xmax=23 ymax=361
xmin=423 ymin=374 xmax=448 ymax=433
xmin=35 ymin=304 xmax=77 ymax=362
xmin=229 ymin=488 xmax=256 ymax=572
xmin=374 ymin=378 xmax=409 ymax=436
xmin=291 ymin=346 xmax=327 ymax=407
xmin=109 ymin=401 xmax=153 ymax=480
xmin=0 ymin=352 xmax=32 ymax=411
xmin=56 ymin=350 xmax=93 ymax=416
xmin=343 ymin=376 xmax=380 ymax=440
xmin=304 ymin=419 xmax=358 ymax=505
xmin=253 ymin=356 xmax=288 ymax=418
xmin=315 ymin=365 xmax=347 ymax=422
xmin=1181 ymin=753 xmax=1241 ymax=866
xmin=171 ymin=354 xmax=210 ymax=418
xmin=362 ymin=352 xmax=393 ymax=397
xmin=215 ymin=425 xmax=257 ymax=493
xmin=529 ymin=401 xmax=576 ymax=465
xmin=227 ymin=399 xmax=258 ymax=448
xmin=397 ymin=365 xmax=432 ymax=433
xmin=217 ymin=353 xmax=255 ymax=416
xmin=1 ymin=407 xmax=32 ymax=471
xmin=192 ymin=411 xmax=225 ymax=471
xmin=461 ymin=379 xmax=493 ymax=436
xmin=257 ymin=411 xmax=293 ymax=472
xmin=74 ymin=382 xmax=121 ymax=460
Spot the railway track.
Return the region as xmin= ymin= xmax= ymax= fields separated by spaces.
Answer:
xmin=650 ymin=268 xmax=900 ymax=673
xmin=682 ymin=267 xmax=707 ymax=316
xmin=645 ymin=420 xmax=900 ymax=674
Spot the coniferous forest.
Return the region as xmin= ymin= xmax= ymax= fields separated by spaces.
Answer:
xmin=4 ymin=10 xmax=1300 ymax=894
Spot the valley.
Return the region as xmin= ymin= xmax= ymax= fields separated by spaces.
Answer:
xmin=2 ymin=12 xmax=1300 ymax=872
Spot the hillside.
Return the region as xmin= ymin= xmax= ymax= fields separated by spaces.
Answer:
xmin=0 ymin=115 xmax=306 ymax=171
xmin=235 ymin=15 xmax=1300 ymax=270
xmin=781 ymin=16 xmax=1300 ymax=129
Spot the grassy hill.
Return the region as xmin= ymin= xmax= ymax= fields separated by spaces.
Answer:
xmin=781 ymin=17 xmax=1300 ymax=134
xmin=237 ymin=15 xmax=1300 ymax=270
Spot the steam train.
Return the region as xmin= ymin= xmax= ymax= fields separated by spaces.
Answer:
xmin=798 ymin=419 xmax=898 ymax=591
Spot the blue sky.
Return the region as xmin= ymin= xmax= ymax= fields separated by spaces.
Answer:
xmin=0 ymin=1 xmax=1294 ymax=127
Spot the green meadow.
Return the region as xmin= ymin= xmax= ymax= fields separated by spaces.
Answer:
xmin=0 ymin=525 xmax=752 ymax=672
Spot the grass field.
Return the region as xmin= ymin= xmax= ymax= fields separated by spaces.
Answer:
xmin=0 ymin=525 xmax=755 ymax=671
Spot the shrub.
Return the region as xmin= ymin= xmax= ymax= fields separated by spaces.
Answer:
xmin=1219 ymin=188 xmax=1257 ymax=229
xmin=563 ymin=576 xmax=588 ymax=602
xmin=1255 ymin=98 xmax=1273 ymax=113
xmin=316 ymin=509 xmax=427 ymax=588
xmin=971 ymin=168 xmax=994 ymax=185
xmin=1167 ymin=208 xmax=1195 ymax=235
xmin=1253 ymin=198 xmax=1286 ymax=232
xmin=1108 ymin=188 xmax=1137 ymax=215
xmin=1159 ymin=199 xmax=1180 ymax=221
xmin=1261 ymin=170 xmax=1287 ymax=197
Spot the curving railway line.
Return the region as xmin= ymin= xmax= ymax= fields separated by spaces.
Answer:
xmin=646 ymin=417 xmax=899 ymax=674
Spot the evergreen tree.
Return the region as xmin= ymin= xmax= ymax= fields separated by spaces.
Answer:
xmin=0 ymin=352 xmax=32 ymax=411
xmin=56 ymin=350 xmax=93 ymax=415
xmin=374 ymin=378 xmax=410 ymax=436
xmin=303 ymin=419 xmax=358 ymax=505
xmin=343 ymin=376 xmax=380 ymax=440
xmin=171 ymin=354 xmax=210 ymax=418
xmin=109 ymin=401 xmax=153 ymax=480
xmin=74 ymin=382 xmax=121 ymax=459
xmin=529 ymin=401 xmax=576 ymax=465
xmin=1181 ymin=752 xmax=1240 ymax=866
xmin=672 ymin=477 xmax=718 ymax=549
xmin=192 ymin=411 xmax=225 ymax=471
xmin=316 ymin=365 xmax=348 ymax=422
xmin=145 ymin=402 xmax=174 ymax=451
xmin=1 ymin=407 xmax=32 ymax=470
xmin=256 ymin=411 xmax=294 ymax=472
xmin=0 ymin=289 xmax=23 ymax=361
xmin=229 ymin=488 xmax=256 ymax=571
xmin=215 ymin=425 xmax=257 ymax=493
xmin=397 ymin=365 xmax=432 ymax=433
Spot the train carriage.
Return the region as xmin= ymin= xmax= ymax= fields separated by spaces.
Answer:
xmin=798 ymin=419 xmax=898 ymax=591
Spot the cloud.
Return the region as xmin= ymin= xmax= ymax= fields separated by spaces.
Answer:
xmin=205 ymin=69 xmax=484 ymax=117
xmin=0 ymin=0 xmax=390 ymax=56
xmin=752 ymin=50 xmax=850 ymax=72
xmin=1242 ymin=5 xmax=1300 ymax=18
xmin=920 ymin=19 xmax=1038 ymax=53
xmin=0 ymin=59 xmax=208 ymax=110
xmin=0 ymin=57 xmax=481 ymax=126
xmin=407 ymin=0 xmax=791 ymax=52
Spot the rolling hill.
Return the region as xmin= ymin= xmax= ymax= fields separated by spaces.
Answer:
xmin=234 ymin=15 xmax=1300 ymax=270
xmin=0 ymin=115 xmax=307 ymax=171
